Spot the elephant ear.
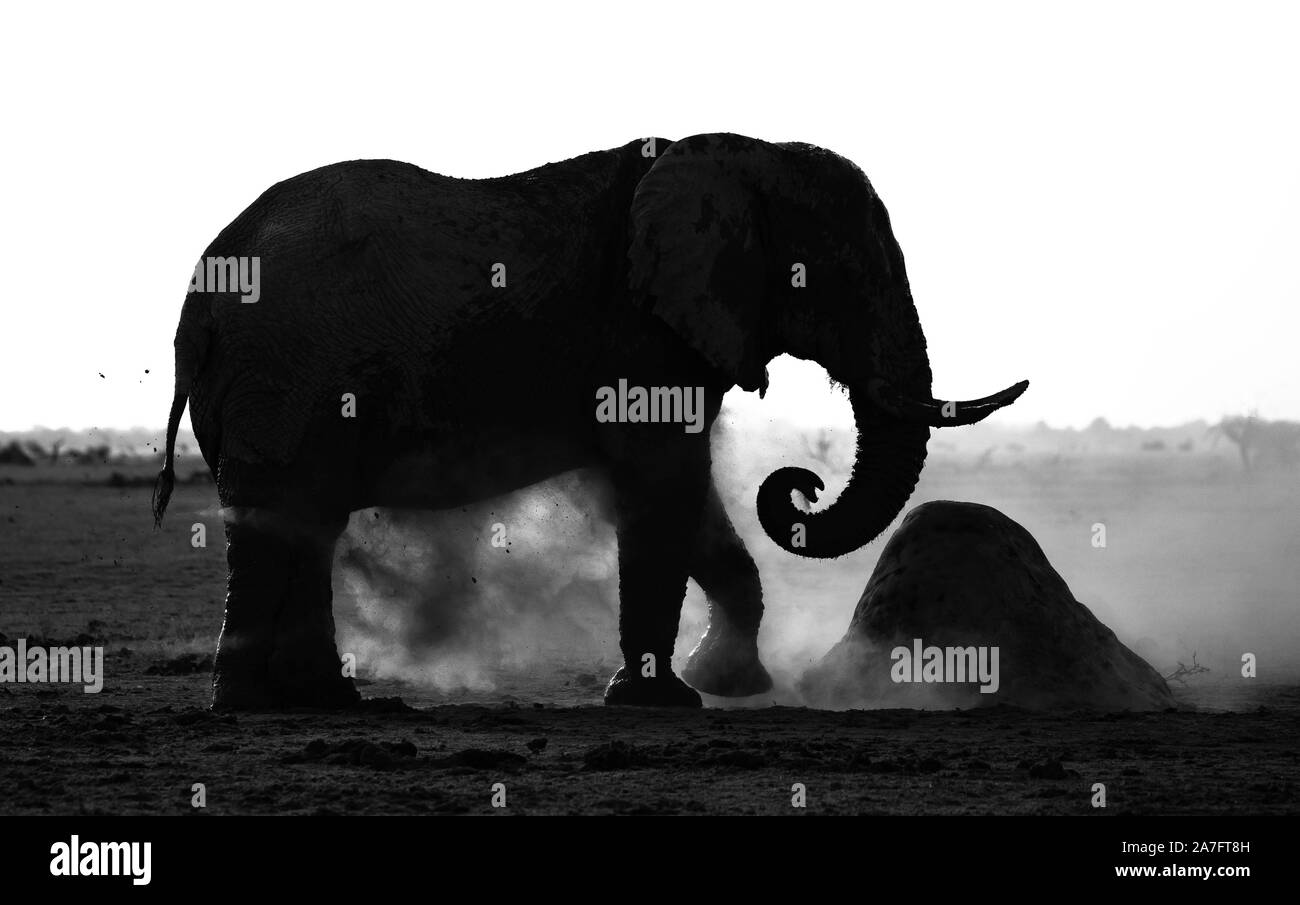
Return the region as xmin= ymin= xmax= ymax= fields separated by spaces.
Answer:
xmin=628 ymin=134 xmax=773 ymax=393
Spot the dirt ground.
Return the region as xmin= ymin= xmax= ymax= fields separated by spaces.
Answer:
xmin=2 ymin=458 xmax=1298 ymax=815
xmin=2 ymin=673 xmax=1298 ymax=816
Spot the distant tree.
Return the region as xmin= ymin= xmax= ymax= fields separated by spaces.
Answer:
xmin=802 ymin=429 xmax=834 ymax=468
xmin=70 ymin=444 xmax=112 ymax=466
xmin=1211 ymin=414 xmax=1300 ymax=471
xmin=0 ymin=441 xmax=36 ymax=466
xmin=1165 ymin=651 xmax=1210 ymax=684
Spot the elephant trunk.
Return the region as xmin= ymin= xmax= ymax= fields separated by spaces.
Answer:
xmin=757 ymin=388 xmax=930 ymax=559
xmin=755 ymin=344 xmax=1026 ymax=559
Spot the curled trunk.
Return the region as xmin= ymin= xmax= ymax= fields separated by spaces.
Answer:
xmin=757 ymin=388 xmax=930 ymax=559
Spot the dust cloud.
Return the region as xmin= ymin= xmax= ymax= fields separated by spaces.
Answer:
xmin=333 ymin=470 xmax=621 ymax=693
xmin=331 ymin=397 xmax=1300 ymax=705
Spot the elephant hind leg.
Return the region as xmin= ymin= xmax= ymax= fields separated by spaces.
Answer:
xmin=680 ymin=481 xmax=774 ymax=697
xmin=212 ymin=508 xmax=359 ymax=710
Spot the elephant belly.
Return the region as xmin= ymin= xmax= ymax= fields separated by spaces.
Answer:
xmin=359 ymin=423 xmax=599 ymax=511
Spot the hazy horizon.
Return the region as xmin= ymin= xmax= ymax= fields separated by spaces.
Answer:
xmin=0 ymin=392 xmax=1285 ymax=445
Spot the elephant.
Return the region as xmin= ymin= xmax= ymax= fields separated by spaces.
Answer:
xmin=152 ymin=132 xmax=1027 ymax=710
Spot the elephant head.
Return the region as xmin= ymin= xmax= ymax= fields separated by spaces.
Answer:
xmin=628 ymin=133 xmax=1027 ymax=558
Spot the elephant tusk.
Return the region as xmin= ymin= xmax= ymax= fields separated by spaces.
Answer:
xmin=868 ymin=378 xmax=1029 ymax=427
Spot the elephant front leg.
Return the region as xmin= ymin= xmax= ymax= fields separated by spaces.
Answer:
xmin=681 ymin=482 xmax=774 ymax=697
xmin=212 ymin=513 xmax=360 ymax=710
xmin=603 ymin=460 xmax=707 ymax=708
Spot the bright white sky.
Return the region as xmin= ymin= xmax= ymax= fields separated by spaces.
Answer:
xmin=1 ymin=1 xmax=1296 ymax=431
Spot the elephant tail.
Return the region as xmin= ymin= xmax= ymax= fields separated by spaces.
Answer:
xmin=153 ymin=290 xmax=211 ymax=527
xmin=152 ymin=388 xmax=187 ymax=527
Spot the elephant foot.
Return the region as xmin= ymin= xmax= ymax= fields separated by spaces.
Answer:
xmin=603 ymin=667 xmax=702 ymax=707
xmin=212 ymin=672 xmax=359 ymax=711
xmin=211 ymin=636 xmax=360 ymax=711
xmin=681 ymin=626 xmax=773 ymax=697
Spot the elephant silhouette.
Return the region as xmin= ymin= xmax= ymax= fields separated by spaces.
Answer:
xmin=152 ymin=133 xmax=1027 ymax=709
